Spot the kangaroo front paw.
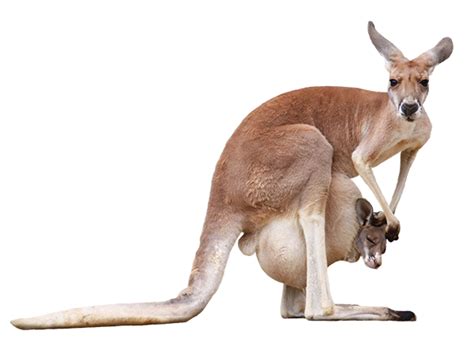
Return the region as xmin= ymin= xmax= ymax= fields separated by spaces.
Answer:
xmin=385 ymin=218 xmax=400 ymax=242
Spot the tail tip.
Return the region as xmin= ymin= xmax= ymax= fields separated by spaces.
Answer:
xmin=11 ymin=318 xmax=28 ymax=330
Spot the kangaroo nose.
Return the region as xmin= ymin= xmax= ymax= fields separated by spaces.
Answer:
xmin=401 ymin=103 xmax=419 ymax=116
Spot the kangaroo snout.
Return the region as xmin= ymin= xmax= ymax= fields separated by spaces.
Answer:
xmin=400 ymin=102 xmax=419 ymax=120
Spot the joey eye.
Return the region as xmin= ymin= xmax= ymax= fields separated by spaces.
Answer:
xmin=367 ymin=236 xmax=376 ymax=245
xmin=420 ymin=79 xmax=429 ymax=87
xmin=389 ymin=79 xmax=398 ymax=87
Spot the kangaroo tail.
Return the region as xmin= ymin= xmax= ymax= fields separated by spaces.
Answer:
xmin=11 ymin=210 xmax=242 ymax=329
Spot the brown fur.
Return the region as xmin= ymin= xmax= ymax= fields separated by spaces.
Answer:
xmin=11 ymin=22 xmax=452 ymax=329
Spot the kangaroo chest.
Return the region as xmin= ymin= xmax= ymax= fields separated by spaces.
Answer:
xmin=370 ymin=113 xmax=432 ymax=167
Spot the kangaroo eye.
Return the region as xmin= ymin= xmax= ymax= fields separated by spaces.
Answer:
xmin=389 ymin=79 xmax=398 ymax=87
xmin=420 ymin=79 xmax=429 ymax=87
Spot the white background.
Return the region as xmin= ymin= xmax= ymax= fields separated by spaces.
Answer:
xmin=1 ymin=1 xmax=473 ymax=341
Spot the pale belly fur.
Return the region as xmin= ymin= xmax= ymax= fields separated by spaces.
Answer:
xmin=240 ymin=173 xmax=362 ymax=289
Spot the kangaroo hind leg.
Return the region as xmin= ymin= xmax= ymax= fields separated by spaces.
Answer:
xmin=281 ymin=285 xmax=305 ymax=318
xmin=313 ymin=304 xmax=416 ymax=321
xmin=297 ymin=141 xmax=334 ymax=320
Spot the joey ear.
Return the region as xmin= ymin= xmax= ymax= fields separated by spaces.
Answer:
xmin=415 ymin=37 xmax=453 ymax=70
xmin=368 ymin=21 xmax=406 ymax=66
xmin=356 ymin=198 xmax=373 ymax=226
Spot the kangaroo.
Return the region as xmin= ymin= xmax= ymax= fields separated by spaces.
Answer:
xmin=11 ymin=22 xmax=451 ymax=329
xmin=242 ymin=173 xmax=413 ymax=320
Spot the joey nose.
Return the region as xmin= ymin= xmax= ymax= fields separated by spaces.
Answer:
xmin=401 ymin=103 xmax=419 ymax=116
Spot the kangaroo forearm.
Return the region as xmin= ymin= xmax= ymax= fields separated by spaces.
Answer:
xmin=389 ymin=149 xmax=418 ymax=213
xmin=353 ymin=158 xmax=395 ymax=222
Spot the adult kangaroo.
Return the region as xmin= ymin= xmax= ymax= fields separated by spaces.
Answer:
xmin=12 ymin=22 xmax=452 ymax=329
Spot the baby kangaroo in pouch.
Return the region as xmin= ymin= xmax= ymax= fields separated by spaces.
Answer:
xmin=12 ymin=22 xmax=452 ymax=329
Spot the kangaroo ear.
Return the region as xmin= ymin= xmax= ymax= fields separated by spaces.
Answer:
xmin=414 ymin=37 xmax=453 ymax=70
xmin=368 ymin=21 xmax=406 ymax=66
xmin=356 ymin=198 xmax=373 ymax=226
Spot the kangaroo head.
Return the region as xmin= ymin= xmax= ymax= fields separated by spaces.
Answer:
xmin=368 ymin=21 xmax=453 ymax=122
xmin=355 ymin=198 xmax=387 ymax=269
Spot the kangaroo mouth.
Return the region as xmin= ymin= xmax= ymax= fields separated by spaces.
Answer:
xmin=364 ymin=254 xmax=382 ymax=269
